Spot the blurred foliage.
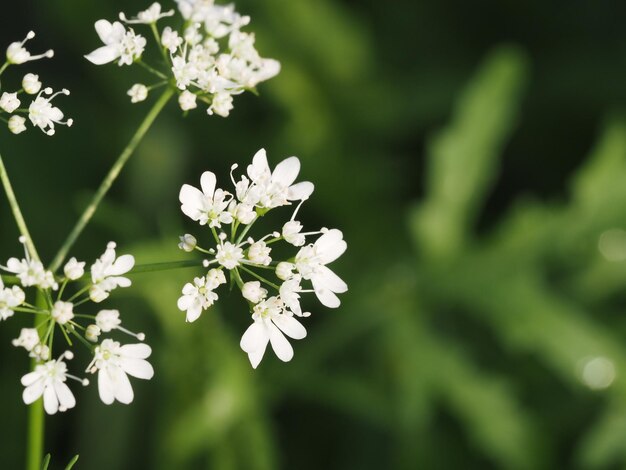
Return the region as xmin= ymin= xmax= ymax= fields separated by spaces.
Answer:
xmin=2 ymin=0 xmax=626 ymax=469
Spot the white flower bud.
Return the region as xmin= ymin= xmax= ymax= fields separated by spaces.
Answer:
xmin=22 ymin=73 xmax=42 ymax=94
xmin=178 ymin=234 xmax=197 ymax=252
xmin=161 ymin=27 xmax=183 ymax=52
xmin=276 ymin=262 xmax=295 ymax=281
xmin=206 ymin=268 xmax=226 ymax=289
xmin=8 ymin=115 xmax=27 ymax=134
xmin=207 ymin=92 xmax=234 ymax=117
xmin=32 ymin=343 xmax=50 ymax=361
xmin=127 ymin=83 xmax=148 ymax=103
xmin=51 ymin=301 xmax=74 ymax=325
xmin=12 ymin=328 xmax=40 ymax=351
xmin=178 ymin=90 xmax=197 ymax=111
xmin=85 ymin=324 xmax=101 ymax=342
xmin=63 ymin=257 xmax=85 ymax=280
xmin=241 ymin=281 xmax=268 ymax=304
xmin=96 ymin=309 xmax=121 ymax=332
xmin=248 ymin=241 xmax=271 ymax=265
xmin=0 ymin=92 xmax=20 ymax=113
xmin=282 ymin=221 xmax=305 ymax=246
xmin=234 ymin=203 xmax=256 ymax=225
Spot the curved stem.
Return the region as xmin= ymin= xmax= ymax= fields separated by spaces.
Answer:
xmin=0 ymin=152 xmax=40 ymax=261
xmin=49 ymin=87 xmax=175 ymax=272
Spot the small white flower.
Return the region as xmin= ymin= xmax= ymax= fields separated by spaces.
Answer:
xmin=275 ymin=261 xmax=295 ymax=281
xmin=86 ymin=324 xmax=101 ymax=342
xmin=21 ymin=355 xmax=76 ymax=415
xmin=31 ymin=344 xmax=50 ymax=361
xmin=241 ymin=281 xmax=267 ymax=304
xmin=63 ymin=257 xmax=85 ymax=280
xmin=127 ymin=83 xmax=148 ymax=103
xmin=6 ymin=31 xmax=54 ymax=65
xmin=295 ymin=229 xmax=348 ymax=308
xmin=282 ymin=221 xmax=305 ymax=247
xmin=178 ymin=90 xmax=197 ymax=111
xmin=232 ymin=202 xmax=256 ymax=225
xmin=247 ymin=240 xmax=271 ymax=265
xmin=22 ymin=73 xmax=42 ymax=94
xmin=179 ymin=171 xmax=234 ymax=227
xmin=207 ymin=91 xmax=233 ymax=117
xmin=178 ymin=233 xmax=197 ymax=252
xmin=3 ymin=256 xmax=56 ymax=290
xmin=177 ymin=273 xmax=223 ymax=322
xmin=8 ymin=115 xmax=27 ymax=134
xmin=96 ymin=309 xmax=121 ymax=332
xmin=87 ymin=339 xmax=153 ymax=405
xmin=120 ymin=2 xmax=175 ymax=24
xmin=0 ymin=92 xmax=20 ymax=113
xmin=280 ymin=276 xmax=308 ymax=317
xmin=161 ymin=26 xmax=183 ymax=52
xmin=51 ymin=301 xmax=74 ymax=325
xmin=216 ymin=241 xmax=243 ymax=269
xmin=90 ymin=242 xmax=135 ymax=303
xmin=12 ymin=328 xmax=40 ymax=351
xmin=0 ymin=277 xmax=25 ymax=320
xmin=206 ymin=268 xmax=227 ymax=288
xmin=240 ymin=296 xmax=307 ymax=368
xmin=85 ymin=20 xmax=146 ymax=66
xmin=28 ymin=88 xmax=73 ymax=136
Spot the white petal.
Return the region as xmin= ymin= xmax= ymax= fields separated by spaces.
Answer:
xmin=248 ymin=148 xmax=270 ymax=180
xmin=313 ymin=266 xmax=348 ymax=293
xmin=268 ymin=323 xmax=294 ymax=362
xmin=313 ymin=284 xmax=341 ymax=308
xmin=186 ymin=305 xmax=202 ymax=322
xmin=120 ymin=343 xmax=152 ymax=359
xmin=121 ymin=358 xmax=154 ymax=380
xmin=113 ymin=369 xmax=134 ymax=404
xmin=111 ymin=276 xmax=132 ymax=288
xmin=22 ymin=381 xmax=44 ymax=405
xmin=240 ymin=322 xmax=268 ymax=353
xmin=272 ymin=157 xmax=300 ymax=187
xmin=21 ymin=371 xmax=41 ymax=387
xmin=85 ymin=45 xmax=119 ymax=65
xmin=200 ymin=171 xmax=217 ymax=197
xmin=43 ymin=385 xmax=59 ymax=415
xmin=315 ymin=229 xmax=347 ymax=264
xmin=108 ymin=255 xmax=135 ymax=275
xmin=98 ymin=368 xmax=115 ymax=405
xmin=248 ymin=346 xmax=266 ymax=369
xmin=54 ymin=381 xmax=76 ymax=411
xmin=288 ymin=182 xmax=314 ymax=201
xmin=272 ymin=315 xmax=307 ymax=340
xmin=179 ymin=184 xmax=205 ymax=220
xmin=94 ymin=20 xmax=113 ymax=42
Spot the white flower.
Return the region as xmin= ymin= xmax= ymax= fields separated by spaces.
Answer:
xmin=241 ymin=281 xmax=267 ymax=304
xmin=247 ymin=240 xmax=271 ymax=265
xmin=12 ymin=328 xmax=40 ymax=351
xmin=85 ymin=20 xmax=146 ymax=66
xmin=240 ymin=296 xmax=307 ymax=368
xmin=0 ymin=92 xmax=20 ymax=113
xmin=95 ymin=309 xmax=121 ymax=332
xmin=119 ymin=2 xmax=175 ymax=24
xmin=87 ymin=339 xmax=154 ymax=405
xmin=90 ymin=242 xmax=135 ymax=303
xmin=51 ymin=301 xmax=74 ymax=325
xmin=275 ymin=261 xmax=295 ymax=281
xmin=28 ymin=88 xmax=73 ymax=136
xmin=282 ymin=221 xmax=305 ymax=247
xmin=177 ymin=272 xmax=225 ymax=322
xmin=280 ymin=276 xmax=309 ymax=317
xmin=6 ymin=31 xmax=53 ymax=65
xmin=178 ymin=233 xmax=197 ymax=252
xmin=22 ymin=73 xmax=42 ymax=94
xmin=232 ymin=202 xmax=256 ymax=224
xmin=3 ymin=256 xmax=57 ymax=289
xmin=161 ymin=26 xmax=183 ymax=52
xmin=86 ymin=324 xmax=101 ymax=342
xmin=0 ymin=278 xmax=25 ymax=320
xmin=179 ymin=171 xmax=234 ymax=227
xmin=127 ymin=83 xmax=148 ymax=103
xmin=240 ymin=149 xmax=314 ymax=209
xmin=21 ymin=356 xmax=76 ymax=415
xmin=295 ymin=229 xmax=348 ymax=308
xmin=31 ymin=344 xmax=50 ymax=361
xmin=63 ymin=257 xmax=85 ymax=280
xmin=8 ymin=115 xmax=27 ymax=134
xmin=178 ymin=90 xmax=197 ymax=111
xmin=207 ymin=91 xmax=233 ymax=117
xmin=216 ymin=241 xmax=243 ymax=269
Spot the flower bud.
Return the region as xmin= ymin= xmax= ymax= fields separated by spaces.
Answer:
xmin=32 ymin=343 xmax=50 ymax=361
xmin=96 ymin=309 xmax=121 ymax=332
xmin=282 ymin=221 xmax=305 ymax=246
xmin=178 ymin=90 xmax=197 ymax=111
xmin=12 ymin=328 xmax=39 ymax=351
xmin=8 ymin=115 xmax=27 ymax=134
xmin=63 ymin=257 xmax=85 ymax=280
xmin=178 ymin=234 xmax=197 ymax=252
xmin=85 ymin=324 xmax=101 ymax=342
xmin=127 ymin=83 xmax=148 ymax=103
xmin=0 ymin=92 xmax=20 ymax=113
xmin=241 ymin=281 xmax=268 ymax=304
xmin=276 ymin=262 xmax=295 ymax=281
xmin=22 ymin=73 xmax=42 ymax=94
xmin=248 ymin=241 xmax=271 ymax=265
xmin=51 ymin=301 xmax=74 ymax=325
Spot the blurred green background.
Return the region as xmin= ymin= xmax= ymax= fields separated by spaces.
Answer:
xmin=2 ymin=0 xmax=626 ymax=468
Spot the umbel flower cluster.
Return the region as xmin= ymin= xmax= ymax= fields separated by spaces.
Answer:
xmin=0 ymin=32 xmax=72 ymax=135
xmin=1 ymin=239 xmax=153 ymax=415
xmin=86 ymin=0 xmax=280 ymax=117
xmin=177 ymin=149 xmax=348 ymax=368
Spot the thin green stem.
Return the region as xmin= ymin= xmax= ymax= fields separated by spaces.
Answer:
xmin=137 ymin=59 xmax=167 ymax=80
xmin=0 ymin=152 xmax=40 ymax=261
xmin=129 ymin=259 xmax=207 ymax=275
xmin=49 ymin=87 xmax=175 ymax=273
xmin=238 ymin=265 xmax=280 ymax=290
xmin=0 ymin=61 xmax=9 ymax=76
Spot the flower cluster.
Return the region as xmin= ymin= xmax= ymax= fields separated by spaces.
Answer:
xmin=86 ymin=1 xmax=280 ymax=117
xmin=177 ymin=149 xmax=348 ymax=368
xmin=0 ymin=32 xmax=73 ymax=135
xmin=1 ymin=239 xmax=153 ymax=414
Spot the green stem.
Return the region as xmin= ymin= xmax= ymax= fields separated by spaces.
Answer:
xmin=238 ymin=265 xmax=280 ymax=290
xmin=0 ymin=152 xmax=40 ymax=261
xmin=129 ymin=259 xmax=207 ymax=275
xmin=49 ymin=87 xmax=175 ymax=273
